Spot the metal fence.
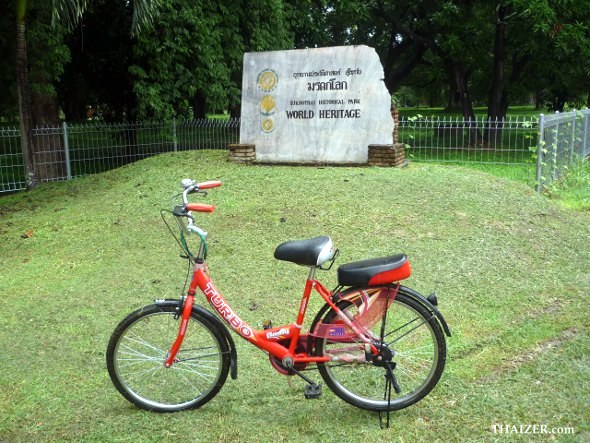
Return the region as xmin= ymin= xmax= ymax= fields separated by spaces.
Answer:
xmin=1 ymin=112 xmax=588 ymax=193
xmin=396 ymin=115 xmax=539 ymax=185
xmin=536 ymin=109 xmax=590 ymax=190
xmin=0 ymin=119 xmax=239 ymax=193
xmin=0 ymin=127 xmax=24 ymax=192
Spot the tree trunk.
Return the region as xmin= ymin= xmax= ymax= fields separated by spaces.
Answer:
xmin=230 ymin=70 xmax=242 ymax=118
xmin=451 ymin=63 xmax=476 ymax=121
xmin=552 ymin=93 xmax=566 ymax=112
xmin=230 ymin=102 xmax=241 ymax=118
xmin=15 ymin=4 xmax=38 ymax=188
xmin=192 ymin=90 xmax=207 ymax=119
xmin=485 ymin=9 xmax=508 ymax=147
xmin=450 ymin=63 xmax=478 ymax=147
xmin=32 ymin=91 xmax=66 ymax=181
xmin=445 ymin=76 xmax=461 ymax=111
xmin=60 ymin=73 xmax=88 ymax=122
xmin=383 ymin=41 xmax=428 ymax=92
xmin=487 ymin=6 xmax=508 ymax=121
xmin=535 ymin=90 xmax=543 ymax=109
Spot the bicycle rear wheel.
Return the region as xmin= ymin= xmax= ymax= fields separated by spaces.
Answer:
xmin=107 ymin=304 xmax=230 ymax=412
xmin=314 ymin=290 xmax=446 ymax=412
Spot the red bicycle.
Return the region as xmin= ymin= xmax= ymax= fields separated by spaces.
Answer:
xmin=107 ymin=179 xmax=451 ymax=419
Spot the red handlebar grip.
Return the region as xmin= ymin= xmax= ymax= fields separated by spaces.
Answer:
xmin=197 ymin=180 xmax=222 ymax=189
xmin=186 ymin=203 xmax=216 ymax=213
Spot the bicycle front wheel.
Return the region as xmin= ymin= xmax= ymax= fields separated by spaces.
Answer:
xmin=314 ymin=291 xmax=446 ymax=412
xmin=106 ymin=304 xmax=230 ymax=412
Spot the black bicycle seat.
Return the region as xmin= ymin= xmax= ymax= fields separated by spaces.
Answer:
xmin=337 ymin=254 xmax=410 ymax=286
xmin=274 ymin=236 xmax=334 ymax=267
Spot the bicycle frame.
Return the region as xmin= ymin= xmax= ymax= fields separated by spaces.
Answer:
xmin=164 ymin=261 xmax=381 ymax=368
xmin=107 ymin=180 xmax=449 ymax=421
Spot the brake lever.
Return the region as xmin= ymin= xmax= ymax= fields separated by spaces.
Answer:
xmin=181 ymin=178 xmax=196 ymax=189
xmin=172 ymin=205 xmax=188 ymax=217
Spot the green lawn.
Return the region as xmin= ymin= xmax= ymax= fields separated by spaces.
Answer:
xmin=0 ymin=151 xmax=588 ymax=442
xmin=546 ymin=159 xmax=590 ymax=212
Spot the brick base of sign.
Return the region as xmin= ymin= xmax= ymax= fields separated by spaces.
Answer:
xmin=367 ymin=144 xmax=406 ymax=167
xmin=228 ymin=144 xmax=256 ymax=163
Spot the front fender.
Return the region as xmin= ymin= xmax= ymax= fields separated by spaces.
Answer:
xmin=154 ymin=299 xmax=238 ymax=379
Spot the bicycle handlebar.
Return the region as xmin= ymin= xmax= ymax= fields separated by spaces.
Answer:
xmin=180 ymin=178 xmax=221 ymax=217
xmin=181 ymin=179 xmax=222 ymax=204
xmin=186 ymin=203 xmax=215 ymax=213
xmin=197 ymin=180 xmax=222 ymax=189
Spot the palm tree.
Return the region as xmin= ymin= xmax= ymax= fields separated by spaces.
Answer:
xmin=15 ymin=0 xmax=159 ymax=188
xmin=16 ymin=0 xmax=36 ymax=188
xmin=53 ymin=0 xmax=160 ymax=34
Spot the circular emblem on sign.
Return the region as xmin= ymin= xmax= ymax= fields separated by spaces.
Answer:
xmin=261 ymin=118 xmax=275 ymax=133
xmin=260 ymin=95 xmax=276 ymax=115
xmin=257 ymin=69 xmax=278 ymax=92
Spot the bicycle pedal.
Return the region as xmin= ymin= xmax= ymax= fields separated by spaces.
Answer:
xmin=304 ymin=383 xmax=322 ymax=399
xmin=263 ymin=320 xmax=273 ymax=330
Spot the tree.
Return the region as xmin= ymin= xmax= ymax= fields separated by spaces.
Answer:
xmin=515 ymin=0 xmax=590 ymax=111
xmin=304 ymin=0 xmax=589 ymax=119
xmin=0 ymin=1 xmax=17 ymax=121
xmin=11 ymin=0 xmax=159 ymax=188
xmin=15 ymin=0 xmax=37 ymax=187
xmin=58 ymin=0 xmax=137 ymax=122
xmin=130 ymin=0 xmax=292 ymax=120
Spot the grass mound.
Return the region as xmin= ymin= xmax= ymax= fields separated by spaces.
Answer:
xmin=1 ymin=150 xmax=588 ymax=441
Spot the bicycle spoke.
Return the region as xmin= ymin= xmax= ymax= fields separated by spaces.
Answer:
xmin=177 ymin=362 xmax=220 ymax=373
xmin=172 ymin=365 xmax=217 ymax=382
xmin=118 ymin=344 xmax=164 ymax=360
xmin=121 ymin=364 xmax=166 ymax=381
xmin=397 ymin=351 xmax=435 ymax=364
xmin=123 ymin=331 xmax=168 ymax=355
xmin=107 ymin=307 xmax=229 ymax=411
xmin=386 ymin=317 xmax=432 ymax=347
xmin=383 ymin=317 xmax=421 ymax=340
xmin=175 ymin=368 xmax=205 ymax=397
xmin=315 ymin=292 xmax=445 ymax=412
xmin=116 ymin=358 xmax=162 ymax=369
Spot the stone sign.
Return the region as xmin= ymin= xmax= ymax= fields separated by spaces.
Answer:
xmin=239 ymin=45 xmax=394 ymax=163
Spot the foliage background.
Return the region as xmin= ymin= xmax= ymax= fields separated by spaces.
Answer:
xmin=2 ymin=0 xmax=589 ymax=123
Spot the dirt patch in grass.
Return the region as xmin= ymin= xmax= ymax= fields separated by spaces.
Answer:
xmin=477 ymin=327 xmax=580 ymax=384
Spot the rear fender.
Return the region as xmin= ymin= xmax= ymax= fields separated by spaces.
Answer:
xmin=154 ymin=299 xmax=238 ymax=379
xmin=398 ymin=286 xmax=452 ymax=337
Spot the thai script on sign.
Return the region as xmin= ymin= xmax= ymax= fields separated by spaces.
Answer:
xmin=307 ymin=78 xmax=348 ymax=92
xmin=292 ymin=69 xmax=341 ymax=79
xmin=292 ymin=67 xmax=363 ymax=79
xmin=345 ymin=68 xmax=362 ymax=76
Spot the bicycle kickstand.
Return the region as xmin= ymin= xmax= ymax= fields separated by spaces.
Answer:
xmin=380 ymin=362 xmax=401 ymax=429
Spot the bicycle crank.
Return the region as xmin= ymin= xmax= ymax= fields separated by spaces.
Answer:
xmin=280 ymin=358 xmax=323 ymax=400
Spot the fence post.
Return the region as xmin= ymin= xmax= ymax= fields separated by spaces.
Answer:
xmin=62 ymin=122 xmax=72 ymax=180
xmin=569 ymin=110 xmax=576 ymax=165
xmin=172 ymin=119 xmax=178 ymax=152
xmin=583 ymin=111 xmax=589 ymax=158
xmin=535 ymin=114 xmax=545 ymax=193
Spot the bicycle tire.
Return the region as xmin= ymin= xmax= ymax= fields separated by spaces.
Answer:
xmin=314 ymin=290 xmax=446 ymax=412
xmin=106 ymin=304 xmax=230 ymax=412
